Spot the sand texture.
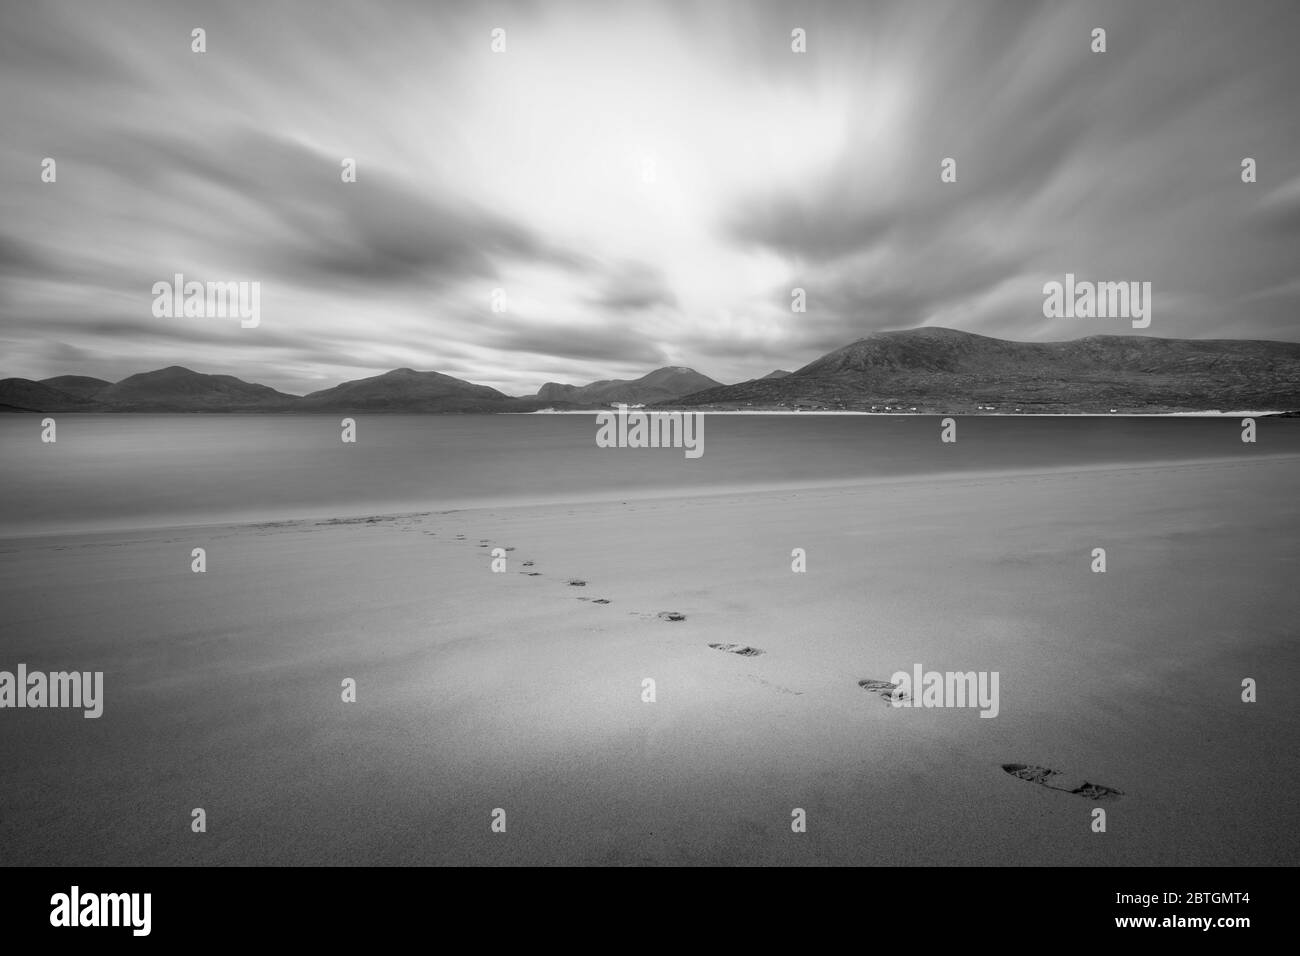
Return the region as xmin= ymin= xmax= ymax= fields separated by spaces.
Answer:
xmin=1 ymin=456 xmax=1297 ymax=865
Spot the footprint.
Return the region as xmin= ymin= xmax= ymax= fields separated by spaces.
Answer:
xmin=1072 ymin=782 xmax=1125 ymax=800
xmin=592 ymin=599 xmax=611 ymax=605
xmin=708 ymin=642 xmax=763 ymax=657
xmin=858 ymin=678 xmax=911 ymax=703
xmin=504 ymin=547 xmax=516 ymax=552
xmin=568 ymin=579 xmax=587 ymax=587
xmin=520 ymin=571 xmax=542 ymax=576
xmin=522 ymin=561 xmax=534 ymax=567
xmin=1003 ymin=764 xmax=1056 ymax=785
xmin=1001 ymin=764 xmax=1123 ymax=800
xmin=658 ymin=611 xmax=686 ymax=622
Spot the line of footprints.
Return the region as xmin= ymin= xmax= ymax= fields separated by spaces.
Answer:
xmin=475 ymin=529 xmax=1126 ymax=817
xmin=186 ymin=518 xmax=1149 ymax=840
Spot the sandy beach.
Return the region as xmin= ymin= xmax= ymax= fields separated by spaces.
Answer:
xmin=1 ymin=455 xmax=1297 ymax=866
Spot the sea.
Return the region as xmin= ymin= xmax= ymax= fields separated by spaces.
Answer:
xmin=1 ymin=413 xmax=1295 ymax=536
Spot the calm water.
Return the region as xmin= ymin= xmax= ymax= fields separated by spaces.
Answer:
xmin=1 ymin=413 xmax=1295 ymax=536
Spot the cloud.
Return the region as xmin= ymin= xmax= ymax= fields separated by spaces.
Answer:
xmin=586 ymin=260 xmax=679 ymax=313
xmin=476 ymin=310 xmax=670 ymax=366
xmin=720 ymin=0 xmax=1300 ymax=348
xmin=2 ymin=0 xmax=1298 ymax=392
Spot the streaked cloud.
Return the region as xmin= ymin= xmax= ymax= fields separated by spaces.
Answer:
xmin=1 ymin=0 xmax=1297 ymax=395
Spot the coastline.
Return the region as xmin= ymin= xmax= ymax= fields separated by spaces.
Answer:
xmin=524 ymin=408 xmax=1288 ymax=416
xmin=5 ymin=452 xmax=1299 ymax=543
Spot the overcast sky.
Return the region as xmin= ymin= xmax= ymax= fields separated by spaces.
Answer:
xmin=2 ymin=0 xmax=1298 ymax=395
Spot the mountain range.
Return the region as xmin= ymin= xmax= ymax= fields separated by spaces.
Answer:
xmin=536 ymin=367 xmax=721 ymax=406
xmin=666 ymin=328 xmax=1300 ymax=413
xmin=3 ymin=328 xmax=1299 ymax=414
xmin=0 ymin=364 xmax=715 ymax=414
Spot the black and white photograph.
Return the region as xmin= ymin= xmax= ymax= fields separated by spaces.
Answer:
xmin=1 ymin=0 xmax=1296 ymax=934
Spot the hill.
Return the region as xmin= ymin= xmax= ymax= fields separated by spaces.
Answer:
xmin=299 ymin=368 xmax=516 ymax=412
xmin=95 ymin=366 xmax=300 ymax=411
xmin=0 ymin=378 xmax=100 ymax=412
xmin=39 ymin=375 xmax=112 ymax=400
xmin=537 ymin=366 xmax=721 ymax=406
xmin=663 ymin=327 xmax=1300 ymax=413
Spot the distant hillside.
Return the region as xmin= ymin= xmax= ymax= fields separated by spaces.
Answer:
xmin=97 ymin=366 xmax=300 ymax=411
xmin=299 ymin=368 xmax=514 ymax=412
xmin=10 ymin=329 xmax=1300 ymax=414
xmin=39 ymin=375 xmax=111 ymax=400
xmin=0 ymin=378 xmax=100 ymax=412
xmin=664 ymin=327 xmax=1300 ymax=413
xmin=2 ymin=366 xmax=542 ymax=413
xmin=537 ymin=366 xmax=721 ymax=406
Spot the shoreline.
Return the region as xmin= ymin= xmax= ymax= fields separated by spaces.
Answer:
xmin=4 ymin=453 xmax=1298 ymax=545
xmin=525 ymin=409 xmax=1289 ymax=416
xmin=5 ymin=408 xmax=1288 ymax=417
